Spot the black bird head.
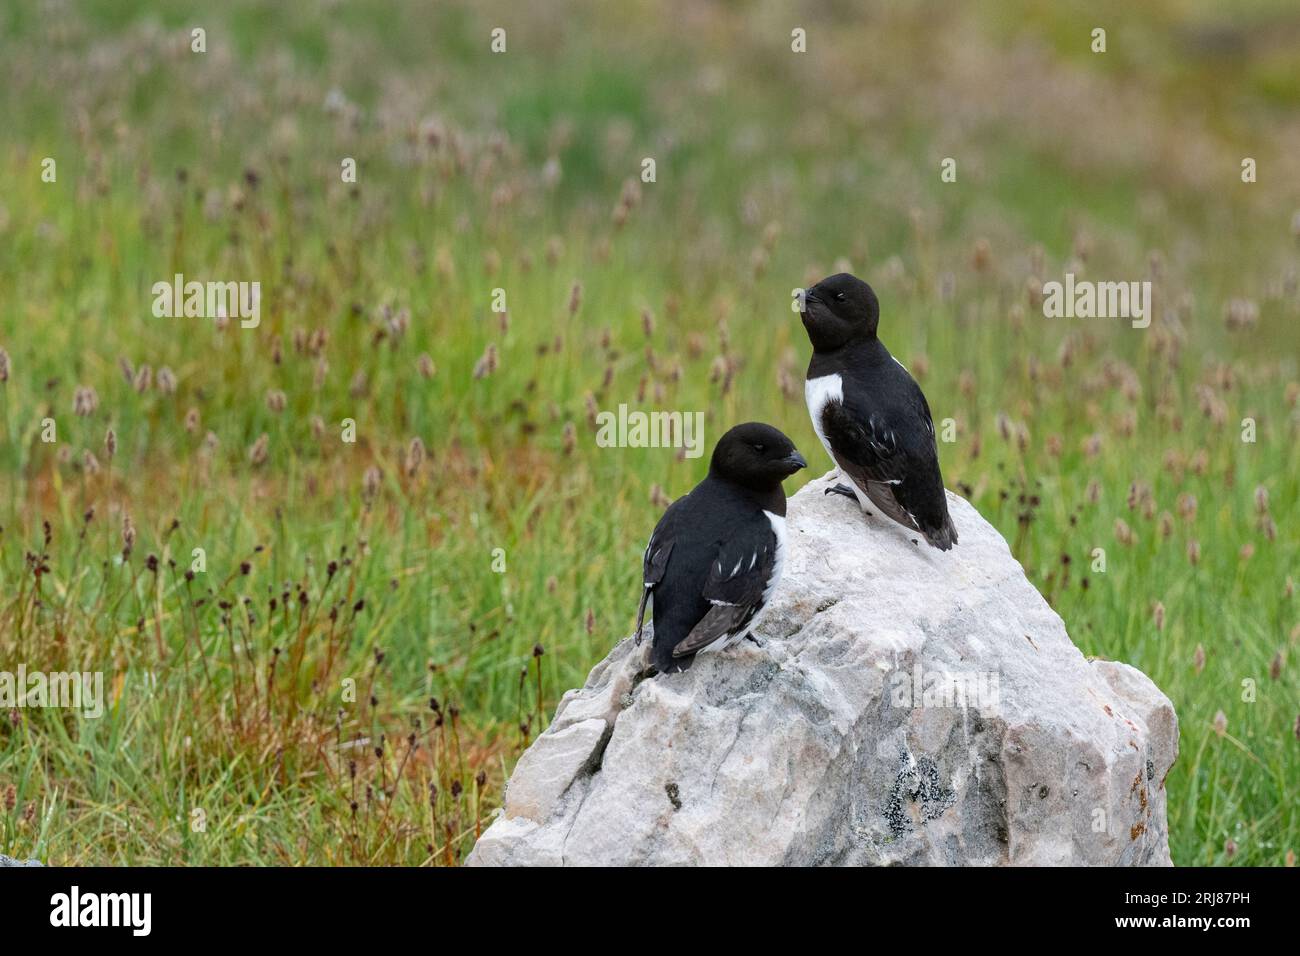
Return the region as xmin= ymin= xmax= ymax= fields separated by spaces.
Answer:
xmin=800 ymin=272 xmax=880 ymax=351
xmin=709 ymin=422 xmax=807 ymax=490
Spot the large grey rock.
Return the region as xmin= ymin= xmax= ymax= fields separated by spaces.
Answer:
xmin=469 ymin=472 xmax=1179 ymax=866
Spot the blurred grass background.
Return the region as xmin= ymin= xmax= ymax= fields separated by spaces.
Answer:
xmin=0 ymin=0 xmax=1296 ymax=864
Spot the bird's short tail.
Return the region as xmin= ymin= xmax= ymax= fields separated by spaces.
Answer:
xmin=923 ymin=517 xmax=958 ymax=551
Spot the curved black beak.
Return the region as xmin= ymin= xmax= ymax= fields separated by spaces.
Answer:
xmin=782 ymin=450 xmax=808 ymax=471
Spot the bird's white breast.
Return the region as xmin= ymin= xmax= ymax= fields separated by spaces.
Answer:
xmin=804 ymin=373 xmax=843 ymax=463
xmin=762 ymin=510 xmax=787 ymax=603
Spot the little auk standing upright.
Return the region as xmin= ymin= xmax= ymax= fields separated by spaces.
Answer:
xmin=635 ymin=422 xmax=807 ymax=674
xmin=799 ymin=273 xmax=958 ymax=550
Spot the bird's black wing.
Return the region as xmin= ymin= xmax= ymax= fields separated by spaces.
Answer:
xmin=913 ymin=380 xmax=937 ymax=447
xmin=642 ymin=527 xmax=675 ymax=588
xmin=891 ymin=377 xmax=956 ymax=547
xmin=821 ymin=400 xmax=916 ymax=521
xmin=635 ymin=503 xmax=680 ymax=642
xmin=671 ymin=527 xmax=777 ymax=658
xmin=821 ymin=380 xmax=956 ymax=549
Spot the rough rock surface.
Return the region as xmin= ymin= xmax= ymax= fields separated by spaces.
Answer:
xmin=0 ymin=854 xmax=43 ymax=866
xmin=469 ymin=472 xmax=1179 ymax=866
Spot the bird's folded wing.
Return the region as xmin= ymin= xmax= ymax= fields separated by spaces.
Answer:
xmin=914 ymin=385 xmax=937 ymax=448
xmin=821 ymin=400 xmax=923 ymax=532
xmin=642 ymin=492 xmax=691 ymax=590
xmin=635 ymin=529 xmax=674 ymax=640
xmin=671 ymin=533 xmax=775 ymax=658
xmin=642 ymin=533 xmax=674 ymax=587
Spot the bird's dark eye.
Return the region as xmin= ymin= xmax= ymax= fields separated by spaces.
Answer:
xmin=752 ymin=443 xmax=765 ymax=453
xmin=835 ymin=292 xmax=846 ymax=301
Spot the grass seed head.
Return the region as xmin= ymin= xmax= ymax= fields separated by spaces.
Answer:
xmin=362 ymin=466 xmax=382 ymax=502
xmin=1114 ymin=518 xmax=1136 ymax=547
xmin=472 ymin=343 xmax=498 ymax=379
xmin=405 ymin=437 xmax=426 ymax=476
xmin=248 ymin=433 xmax=270 ymax=466
xmin=73 ymin=385 xmax=98 ymax=416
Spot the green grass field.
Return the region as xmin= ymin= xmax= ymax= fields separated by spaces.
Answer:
xmin=0 ymin=0 xmax=1296 ymax=865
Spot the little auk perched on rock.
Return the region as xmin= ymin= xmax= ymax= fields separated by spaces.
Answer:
xmin=799 ymin=272 xmax=958 ymax=551
xmin=635 ymin=422 xmax=807 ymax=673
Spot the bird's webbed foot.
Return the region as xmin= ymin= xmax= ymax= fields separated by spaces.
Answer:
xmin=824 ymin=482 xmax=858 ymax=501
